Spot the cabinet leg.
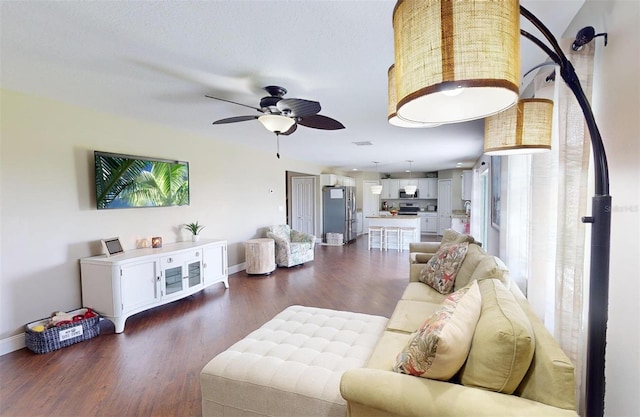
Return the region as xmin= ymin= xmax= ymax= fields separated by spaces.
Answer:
xmin=223 ymin=278 xmax=229 ymax=289
xmin=113 ymin=317 xmax=126 ymax=333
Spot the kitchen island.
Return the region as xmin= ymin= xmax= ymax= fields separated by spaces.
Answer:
xmin=366 ymin=216 xmax=421 ymax=250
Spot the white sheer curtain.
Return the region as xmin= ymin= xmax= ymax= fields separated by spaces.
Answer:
xmin=502 ymin=40 xmax=594 ymax=410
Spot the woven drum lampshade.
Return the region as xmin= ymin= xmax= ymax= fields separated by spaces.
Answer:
xmin=484 ymin=99 xmax=554 ymax=155
xmin=393 ymin=0 xmax=521 ymax=124
xmin=388 ymin=65 xmax=440 ymax=128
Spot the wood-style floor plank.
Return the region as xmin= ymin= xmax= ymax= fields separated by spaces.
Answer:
xmin=0 ymin=235 xmax=436 ymax=417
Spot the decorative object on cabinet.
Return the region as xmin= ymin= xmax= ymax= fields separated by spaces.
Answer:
xmin=370 ymin=162 xmax=383 ymax=195
xmin=101 ymin=237 xmax=124 ymax=257
xmin=95 ymin=151 xmax=189 ymax=210
xmin=151 ymin=237 xmax=163 ymax=248
xmin=184 ymin=221 xmax=205 ymax=242
xmin=81 ymin=239 xmax=228 ymax=333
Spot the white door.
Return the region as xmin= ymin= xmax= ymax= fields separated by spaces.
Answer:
xmin=437 ymin=179 xmax=452 ymax=235
xmin=362 ymin=180 xmax=381 ymax=232
xmin=291 ymin=176 xmax=315 ymax=235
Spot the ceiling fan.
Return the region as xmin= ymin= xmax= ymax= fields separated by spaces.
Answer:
xmin=206 ymin=85 xmax=345 ymax=158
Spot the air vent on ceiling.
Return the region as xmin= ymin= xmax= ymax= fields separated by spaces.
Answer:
xmin=352 ymin=141 xmax=373 ymax=146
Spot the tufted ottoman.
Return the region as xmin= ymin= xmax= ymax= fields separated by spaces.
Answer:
xmin=200 ymin=305 xmax=388 ymax=417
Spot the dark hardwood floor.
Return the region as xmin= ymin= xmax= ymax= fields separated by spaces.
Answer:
xmin=0 ymin=235 xmax=435 ymax=417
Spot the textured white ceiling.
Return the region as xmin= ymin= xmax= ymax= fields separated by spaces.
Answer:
xmin=1 ymin=0 xmax=583 ymax=173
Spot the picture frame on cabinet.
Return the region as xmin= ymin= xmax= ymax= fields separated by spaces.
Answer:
xmin=491 ymin=156 xmax=501 ymax=229
xmin=101 ymin=237 xmax=124 ymax=257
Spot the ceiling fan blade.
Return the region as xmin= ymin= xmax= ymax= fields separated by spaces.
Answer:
xmin=276 ymin=98 xmax=321 ymax=117
xmin=205 ymin=95 xmax=261 ymax=112
xmin=280 ymin=123 xmax=298 ymax=136
xmin=297 ymin=114 xmax=345 ymax=130
xmin=212 ymin=115 xmax=259 ymax=125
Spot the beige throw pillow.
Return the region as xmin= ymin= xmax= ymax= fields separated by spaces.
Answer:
xmin=419 ymin=242 xmax=469 ymax=294
xmin=393 ymin=280 xmax=481 ymax=381
xmin=459 ymin=279 xmax=535 ymax=394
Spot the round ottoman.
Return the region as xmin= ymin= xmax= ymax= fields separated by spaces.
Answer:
xmin=245 ymin=238 xmax=276 ymax=275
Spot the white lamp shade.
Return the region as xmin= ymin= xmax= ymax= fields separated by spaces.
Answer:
xmin=393 ymin=0 xmax=521 ymax=124
xmin=258 ymin=114 xmax=295 ymax=133
xmin=371 ymin=184 xmax=383 ymax=195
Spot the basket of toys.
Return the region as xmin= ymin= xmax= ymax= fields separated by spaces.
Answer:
xmin=25 ymin=308 xmax=100 ymax=354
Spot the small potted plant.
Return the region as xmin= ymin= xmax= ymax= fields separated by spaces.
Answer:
xmin=184 ymin=221 xmax=205 ymax=242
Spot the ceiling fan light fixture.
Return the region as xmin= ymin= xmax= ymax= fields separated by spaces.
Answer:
xmin=484 ymin=98 xmax=554 ymax=155
xmin=258 ymin=114 xmax=295 ymax=133
xmin=392 ymin=0 xmax=521 ymax=124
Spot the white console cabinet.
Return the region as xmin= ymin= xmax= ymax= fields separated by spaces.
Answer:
xmin=80 ymin=239 xmax=228 ymax=333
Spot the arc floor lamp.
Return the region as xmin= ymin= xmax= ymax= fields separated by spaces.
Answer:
xmin=392 ymin=2 xmax=611 ymax=416
xmin=519 ymin=9 xmax=611 ymax=417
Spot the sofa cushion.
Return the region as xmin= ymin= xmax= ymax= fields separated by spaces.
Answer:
xmin=366 ymin=331 xmax=412 ymax=370
xmin=419 ymin=242 xmax=469 ymax=294
xmin=459 ymin=279 xmax=535 ymax=394
xmin=469 ymin=256 xmax=511 ymax=288
xmin=387 ymin=299 xmax=442 ymax=333
xmin=393 ymin=281 xmax=481 ymax=381
xmin=400 ymin=282 xmax=448 ymax=304
xmin=453 ymin=244 xmax=488 ymax=291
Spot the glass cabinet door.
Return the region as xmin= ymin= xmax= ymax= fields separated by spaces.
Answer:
xmin=187 ymin=260 xmax=202 ymax=288
xmin=164 ymin=265 xmax=183 ymax=295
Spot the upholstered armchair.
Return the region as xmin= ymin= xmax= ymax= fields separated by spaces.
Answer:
xmin=266 ymin=225 xmax=316 ymax=267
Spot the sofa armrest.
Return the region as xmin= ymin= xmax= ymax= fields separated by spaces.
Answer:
xmin=340 ymin=369 xmax=577 ymax=417
xmin=409 ymin=242 xmax=440 ymax=254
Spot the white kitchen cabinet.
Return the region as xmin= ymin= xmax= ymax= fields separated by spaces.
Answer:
xmin=81 ymin=239 xmax=228 ymax=333
xmin=320 ymin=174 xmax=355 ymax=187
xmin=462 ymin=170 xmax=473 ymax=201
xmin=418 ymin=178 xmax=438 ymax=198
xmin=418 ymin=212 xmax=438 ymax=234
xmin=381 ymin=179 xmax=399 ymax=199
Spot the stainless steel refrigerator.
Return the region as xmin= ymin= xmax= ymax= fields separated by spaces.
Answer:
xmin=322 ymin=186 xmax=357 ymax=244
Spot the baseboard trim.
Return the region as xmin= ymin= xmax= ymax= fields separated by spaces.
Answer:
xmin=228 ymin=262 xmax=245 ymax=275
xmin=0 ymin=333 xmax=25 ymax=356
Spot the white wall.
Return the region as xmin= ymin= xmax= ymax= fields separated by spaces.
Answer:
xmin=572 ymin=1 xmax=640 ymax=416
xmin=0 ymin=89 xmax=327 ymax=346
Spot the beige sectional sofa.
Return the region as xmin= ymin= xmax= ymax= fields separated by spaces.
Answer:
xmin=340 ymin=230 xmax=578 ymax=417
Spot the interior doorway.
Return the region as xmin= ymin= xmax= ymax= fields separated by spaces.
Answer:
xmin=290 ymin=175 xmax=316 ymax=235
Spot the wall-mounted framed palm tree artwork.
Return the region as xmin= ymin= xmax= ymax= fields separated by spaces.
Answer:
xmin=94 ymin=151 xmax=189 ymax=210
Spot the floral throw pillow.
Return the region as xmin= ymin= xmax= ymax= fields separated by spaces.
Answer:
xmin=419 ymin=242 xmax=469 ymax=294
xmin=393 ymin=280 xmax=481 ymax=381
